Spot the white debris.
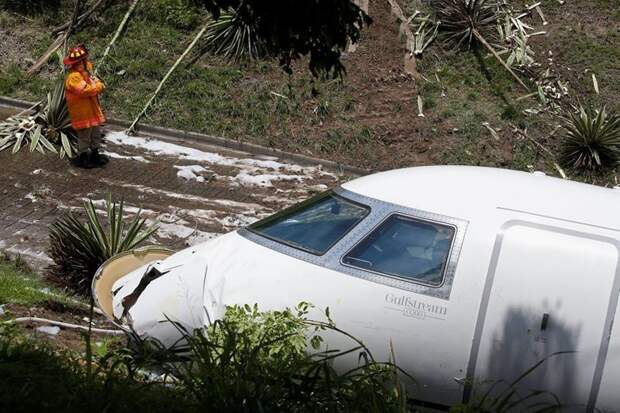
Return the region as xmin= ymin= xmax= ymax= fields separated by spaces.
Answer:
xmin=102 ymin=151 xmax=150 ymax=163
xmin=106 ymin=132 xmax=334 ymax=181
xmin=235 ymin=171 xmax=304 ymax=187
xmin=24 ymin=193 xmax=37 ymax=202
xmin=32 ymin=169 xmax=42 ymax=175
xmin=36 ymin=326 xmax=61 ymax=336
xmin=0 ymin=305 xmax=5 ymax=316
xmin=175 ymin=165 xmax=208 ymax=182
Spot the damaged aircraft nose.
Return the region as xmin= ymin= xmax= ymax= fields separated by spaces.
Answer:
xmin=93 ymin=246 xmax=212 ymax=348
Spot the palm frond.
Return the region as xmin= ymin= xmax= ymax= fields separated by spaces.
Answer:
xmin=195 ymin=10 xmax=265 ymax=62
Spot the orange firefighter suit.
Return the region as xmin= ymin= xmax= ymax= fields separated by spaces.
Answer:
xmin=64 ymin=61 xmax=106 ymax=130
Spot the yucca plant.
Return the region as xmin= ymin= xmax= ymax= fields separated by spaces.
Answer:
xmin=46 ymin=195 xmax=159 ymax=295
xmin=434 ymin=0 xmax=500 ymax=50
xmin=0 ymin=80 xmax=77 ymax=158
xmin=194 ymin=10 xmax=266 ymax=62
xmin=431 ymin=0 xmax=529 ymax=90
xmin=559 ymin=106 xmax=620 ymax=171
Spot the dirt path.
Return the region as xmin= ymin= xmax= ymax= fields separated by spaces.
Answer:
xmin=0 ymin=127 xmax=343 ymax=269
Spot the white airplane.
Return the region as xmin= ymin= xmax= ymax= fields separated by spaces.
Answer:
xmin=93 ymin=166 xmax=620 ymax=412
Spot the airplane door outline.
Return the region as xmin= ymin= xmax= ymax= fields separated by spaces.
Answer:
xmin=464 ymin=219 xmax=620 ymax=412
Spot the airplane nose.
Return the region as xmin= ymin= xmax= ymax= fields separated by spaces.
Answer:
xmin=93 ymin=248 xmax=211 ymax=347
xmin=116 ymin=257 xmax=210 ymax=347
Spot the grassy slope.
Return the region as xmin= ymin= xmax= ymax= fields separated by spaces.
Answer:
xmin=0 ymin=256 xmax=69 ymax=306
xmin=0 ymin=0 xmax=618 ymax=182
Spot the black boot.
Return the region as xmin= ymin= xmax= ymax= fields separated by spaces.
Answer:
xmin=90 ymin=148 xmax=109 ymax=167
xmin=70 ymin=152 xmax=96 ymax=169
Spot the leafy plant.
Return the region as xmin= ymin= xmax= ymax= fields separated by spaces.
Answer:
xmin=559 ymin=105 xmax=620 ymax=171
xmin=46 ymin=195 xmax=158 ymax=295
xmin=119 ymin=303 xmax=413 ymax=413
xmin=195 ymin=10 xmax=266 ymax=62
xmin=434 ymin=0 xmax=500 ymax=51
xmin=193 ymin=0 xmax=371 ymax=76
xmin=0 ymin=80 xmax=77 ymax=158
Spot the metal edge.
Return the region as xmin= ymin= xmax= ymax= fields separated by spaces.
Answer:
xmin=240 ymin=187 xmax=469 ymax=300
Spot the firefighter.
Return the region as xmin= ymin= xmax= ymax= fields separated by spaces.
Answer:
xmin=63 ymin=44 xmax=108 ymax=168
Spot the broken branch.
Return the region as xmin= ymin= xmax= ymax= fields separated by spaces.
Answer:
xmin=95 ymin=0 xmax=140 ymax=76
xmin=127 ymin=24 xmax=209 ymax=135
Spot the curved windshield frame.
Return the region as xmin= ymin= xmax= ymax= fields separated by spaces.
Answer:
xmin=248 ymin=191 xmax=370 ymax=255
xmin=341 ymin=214 xmax=456 ymax=287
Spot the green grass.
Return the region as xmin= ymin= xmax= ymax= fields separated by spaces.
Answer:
xmin=1 ymin=0 xmax=619 ymax=181
xmin=0 ymin=254 xmax=75 ymax=308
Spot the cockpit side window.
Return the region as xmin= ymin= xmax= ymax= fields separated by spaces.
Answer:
xmin=248 ymin=192 xmax=369 ymax=255
xmin=342 ymin=214 xmax=455 ymax=286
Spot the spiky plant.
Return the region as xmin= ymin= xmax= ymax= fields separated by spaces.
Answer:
xmin=46 ymin=195 xmax=159 ymax=295
xmin=559 ymin=106 xmax=620 ymax=171
xmin=431 ymin=0 xmax=528 ymax=90
xmin=0 ymin=80 xmax=77 ymax=158
xmin=434 ymin=0 xmax=500 ymax=50
xmin=195 ymin=10 xmax=265 ymax=62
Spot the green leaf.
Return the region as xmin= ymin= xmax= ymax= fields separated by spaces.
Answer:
xmin=30 ymin=125 xmax=42 ymax=152
xmin=60 ymin=132 xmax=72 ymax=158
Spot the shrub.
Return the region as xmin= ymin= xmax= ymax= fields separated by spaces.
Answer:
xmin=46 ymin=195 xmax=158 ymax=295
xmin=559 ymin=105 xmax=620 ymax=171
xmin=120 ymin=303 xmax=413 ymax=412
xmin=194 ymin=10 xmax=266 ymax=62
xmin=0 ymin=303 xmax=413 ymax=412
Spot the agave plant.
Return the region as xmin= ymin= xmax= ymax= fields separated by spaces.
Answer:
xmin=195 ymin=10 xmax=265 ymax=62
xmin=46 ymin=195 xmax=159 ymax=295
xmin=559 ymin=106 xmax=620 ymax=171
xmin=0 ymin=80 xmax=77 ymax=158
xmin=434 ymin=0 xmax=500 ymax=50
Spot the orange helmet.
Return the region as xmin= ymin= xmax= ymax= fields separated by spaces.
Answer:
xmin=63 ymin=44 xmax=89 ymax=66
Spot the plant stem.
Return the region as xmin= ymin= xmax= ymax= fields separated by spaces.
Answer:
xmin=472 ymin=28 xmax=529 ymax=91
xmin=127 ymin=24 xmax=209 ymax=135
xmin=95 ymin=0 xmax=140 ymax=77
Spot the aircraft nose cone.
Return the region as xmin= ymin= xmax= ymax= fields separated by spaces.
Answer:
xmin=112 ymin=255 xmax=211 ymax=348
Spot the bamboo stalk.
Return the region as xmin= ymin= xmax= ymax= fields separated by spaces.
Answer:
xmin=472 ymin=28 xmax=529 ymax=91
xmin=27 ymin=0 xmax=82 ymax=76
xmin=5 ymin=317 xmax=124 ymax=335
xmin=127 ymin=24 xmax=209 ymax=135
xmin=52 ymin=0 xmax=108 ymax=36
xmin=95 ymin=0 xmax=140 ymax=76
xmin=26 ymin=35 xmax=65 ymax=76
xmin=63 ymin=0 xmax=82 ymax=58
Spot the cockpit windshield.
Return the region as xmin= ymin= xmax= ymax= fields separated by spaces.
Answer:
xmin=248 ymin=192 xmax=369 ymax=255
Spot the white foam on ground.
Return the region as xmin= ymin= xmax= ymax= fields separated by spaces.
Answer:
xmin=106 ymin=131 xmax=337 ymax=186
xmin=175 ymin=165 xmax=208 ymax=182
xmin=234 ymin=170 xmax=304 ymax=188
xmin=102 ymin=180 xmax=267 ymax=212
xmin=102 ymin=150 xmax=150 ymax=163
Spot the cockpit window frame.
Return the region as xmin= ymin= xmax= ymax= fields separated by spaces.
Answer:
xmin=238 ymin=187 xmax=468 ymax=300
xmin=340 ymin=213 xmax=458 ymax=288
xmin=246 ymin=190 xmax=371 ymax=256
